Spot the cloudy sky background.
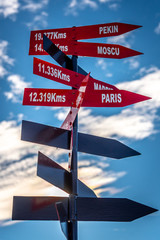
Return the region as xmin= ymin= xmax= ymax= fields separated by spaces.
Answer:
xmin=0 ymin=0 xmax=160 ymax=240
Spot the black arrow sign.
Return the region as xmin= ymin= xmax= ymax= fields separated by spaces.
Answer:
xmin=55 ymin=202 xmax=69 ymax=239
xmin=12 ymin=196 xmax=157 ymax=222
xmin=43 ymin=34 xmax=91 ymax=76
xmin=21 ymin=120 xmax=140 ymax=159
xmin=37 ymin=151 xmax=96 ymax=197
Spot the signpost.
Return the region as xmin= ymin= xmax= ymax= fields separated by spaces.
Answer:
xmin=12 ymin=22 xmax=157 ymax=240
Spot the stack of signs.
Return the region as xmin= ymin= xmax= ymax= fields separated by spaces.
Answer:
xmin=12 ymin=22 xmax=157 ymax=240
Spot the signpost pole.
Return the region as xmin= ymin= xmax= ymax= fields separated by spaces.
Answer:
xmin=68 ymin=54 xmax=78 ymax=240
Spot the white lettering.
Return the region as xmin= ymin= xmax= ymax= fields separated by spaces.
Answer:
xmin=51 ymin=93 xmax=56 ymax=102
xmin=102 ymin=94 xmax=106 ymax=103
xmin=54 ymin=32 xmax=58 ymax=39
xmin=107 ymin=26 xmax=111 ymax=33
xmin=94 ymin=83 xmax=111 ymax=90
xmin=97 ymin=46 xmax=120 ymax=56
xmin=52 ymin=32 xmax=67 ymax=39
xmin=101 ymin=93 xmax=122 ymax=103
xmin=118 ymin=93 xmax=122 ymax=103
xmin=99 ymin=25 xmax=119 ymax=35
xmin=110 ymin=94 xmax=115 ymax=103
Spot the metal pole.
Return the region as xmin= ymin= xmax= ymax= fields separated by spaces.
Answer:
xmin=68 ymin=54 xmax=78 ymax=240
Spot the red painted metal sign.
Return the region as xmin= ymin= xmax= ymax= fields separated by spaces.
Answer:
xmin=33 ymin=57 xmax=117 ymax=90
xmin=29 ymin=22 xmax=141 ymax=55
xmin=61 ymin=73 xmax=90 ymax=130
xmin=30 ymin=41 xmax=142 ymax=58
xmin=69 ymin=42 xmax=142 ymax=59
xmin=23 ymin=88 xmax=151 ymax=107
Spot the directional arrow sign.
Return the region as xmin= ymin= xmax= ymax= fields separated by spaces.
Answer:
xmin=76 ymin=198 xmax=157 ymax=222
xmin=43 ymin=34 xmax=90 ymax=76
xmin=12 ymin=196 xmax=67 ymax=220
xmin=32 ymin=38 xmax=143 ymax=59
xmin=37 ymin=151 xmax=96 ymax=197
xmin=69 ymin=42 xmax=143 ymax=59
xmin=23 ymin=88 xmax=151 ymax=108
xmin=61 ymin=73 xmax=90 ymax=130
xmin=55 ymin=202 xmax=69 ymax=239
xmin=29 ymin=22 xmax=141 ymax=55
xmin=33 ymin=57 xmax=117 ymax=90
xmin=21 ymin=120 xmax=140 ymax=159
xmin=12 ymin=196 xmax=157 ymax=221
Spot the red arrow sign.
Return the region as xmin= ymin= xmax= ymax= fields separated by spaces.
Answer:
xmin=23 ymin=88 xmax=151 ymax=107
xmin=30 ymin=41 xmax=142 ymax=59
xmin=33 ymin=57 xmax=117 ymax=91
xmin=61 ymin=73 xmax=90 ymax=130
xmin=29 ymin=22 xmax=141 ymax=55
xmin=68 ymin=42 xmax=143 ymax=59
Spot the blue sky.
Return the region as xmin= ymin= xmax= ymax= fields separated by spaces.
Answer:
xmin=0 ymin=0 xmax=160 ymax=239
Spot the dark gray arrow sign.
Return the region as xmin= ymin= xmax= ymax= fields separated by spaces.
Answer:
xmin=37 ymin=151 xmax=96 ymax=197
xmin=12 ymin=196 xmax=157 ymax=222
xmin=55 ymin=202 xmax=69 ymax=239
xmin=43 ymin=34 xmax=91 ymax=76
xmin=21 ymin=120 xmax=140 ymax=159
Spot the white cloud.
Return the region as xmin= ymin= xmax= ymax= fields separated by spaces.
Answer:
xmin=124 ymin=57 xmax=140 ymax=70
xmin=96 ymin=59 xmax=113 ymax=77
xmin=0 ymin=41 xmax=14 ymax=78
xmin=22 ymin=0 xmax=49 ymax=12
xmin=108 ymin=3 xmax=119 ymax=10
xmin=80 ymin=67 xmax=159 ymax=140
xmin=56 ymin=67 xmax=160 ymax=141
xmin=0 ymin=116 xmax=126 ymax=221
xmin=65 ymin=0 xmax=120 ymax=15
xmin=107 ymin=33 xmax=131 ymax=48
xmin=26 ymin=11 xmax=48 ymax=30
xmin=137 ymin=66 xmax=159 ymax=76
xmin=0 ymin=0 xmax=20 ymax=18
xmin=99 ymin=0 xmax=110 ymax=2
xmin=154 ymin=22 xmax=160 ymax=34
xmin=106 ymin=72 xmax=113 ymax=77
xmin=4 ymin=74 xmax=31 ymax=103
xmin=65 ymin=0 xmax=98 ymax=15
xmin=96 ymin=59 xmax=107 ymax=70
xmin=0 ymin=118 xmax=69 ymax=221
xmin=78 ymin=161 xmax=126 ymax=190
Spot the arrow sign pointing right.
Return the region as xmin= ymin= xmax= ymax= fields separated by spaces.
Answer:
xmin=61 ymin=72 xmax=90 ymax=130
xmin=29 ymin=23 xmax=141 ymax=55
xmin=22 ymin=88 xmax=151 ymax=108
xmin=33 ymin=57 xmax=117 ymax=90
xmin=21 ymin=120 xmax=140 ymax=159
xmin=76 ymin=197 xmax=157 ymax=222
xmin=43 ymin=34 xmax=143 ymax=59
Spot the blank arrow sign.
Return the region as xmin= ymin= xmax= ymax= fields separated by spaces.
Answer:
xmin=21 ymin=120 xmax=140 ymax=159
xmin=37 ymin=151 xmax=96 ymax=197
